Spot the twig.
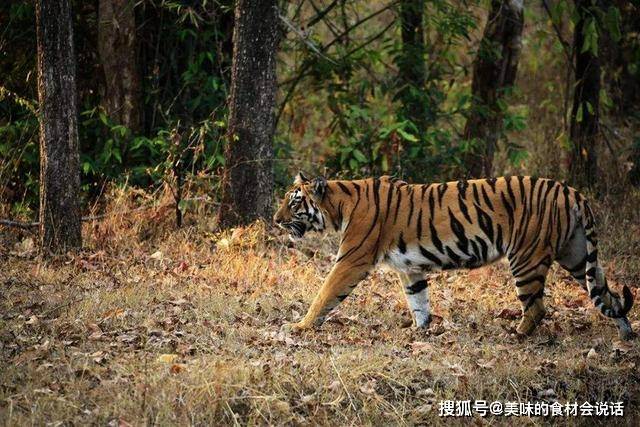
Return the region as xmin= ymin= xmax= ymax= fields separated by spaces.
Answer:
xmin=276 ymin=1 xmax=398 ymax=125
xmin=329 ymin=355 xmax=361 ymax=423
xmin=0 ymin=219 xmax=39 ymax=229
xmin=277 ymin=7 xmax=338 ymax=65
xmin=307 ymin=0 xmax=339 ymax=28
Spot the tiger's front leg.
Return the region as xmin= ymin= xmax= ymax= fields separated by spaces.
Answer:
xmin=400 ymin=273 xmax=431 ymax=328
xmin=284 ymin=260 xmax=372 ymax=331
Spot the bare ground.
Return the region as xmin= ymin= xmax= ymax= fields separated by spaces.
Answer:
xmin=1 ymin=188 xmax=640 ymax=426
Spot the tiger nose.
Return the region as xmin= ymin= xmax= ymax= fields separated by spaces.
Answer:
xmin=273 ymin=214 xmax=283 ymax=225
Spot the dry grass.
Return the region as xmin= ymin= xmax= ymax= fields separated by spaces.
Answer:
xmin=1 ymin=186 xmax=640 ymax=426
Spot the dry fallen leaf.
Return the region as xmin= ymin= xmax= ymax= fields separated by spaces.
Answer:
xmin=476 ymin=358 xmax=496 ymax=369
xmin=496 ymin=308 xmax=521 ymax=320
xmin=612 ymin=340 xmax=633 ymax=354
xmin=156 ymin=354 xmax=178 ymax=364
xmin=170 ymin=363 xmax=186 ymax=374
xmin=587 ymin=348 xmax=598 ymax=359
xmin=359 ymin=380 xmax=377 ymax=395
xmin=411 ymin=341 xmax=434 ymax=355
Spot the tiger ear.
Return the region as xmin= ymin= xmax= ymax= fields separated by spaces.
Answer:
xmin=311 ymin=176 xmax=327 ymax=201
xmin=294 ymin=171 xmax=309 ymax=185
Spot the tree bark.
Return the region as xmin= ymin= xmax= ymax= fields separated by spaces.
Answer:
xmin=98 ymin=0 xmax=140 ymax=131
xmin=462 ymin=0 xmax=524 ymax=178
xmin=217 ymin=0 xmax=281 ymax=228
xmin=397 ymin=0 xmax=426 ymax=134
xmin=569 ymin=0 xmax=600 ymax=189
xmin=36 ymin=0 xmax=82 ymax=252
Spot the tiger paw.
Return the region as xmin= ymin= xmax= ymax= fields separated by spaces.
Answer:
xmin=281 ymin=321 xmax=311 ymax=333
xmin=516 ymin=310 xmax=545 ymax=336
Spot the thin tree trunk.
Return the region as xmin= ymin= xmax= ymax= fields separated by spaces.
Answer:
xmin=36 ymin=0 xmax=82 ymax=252
xmin=217 ymin=0 xmax=281 ymax=227
xmin=98 ymin=0 xmax=140 ymax=131
xmin=570 ymin=0 xmax=600 ymax=189
xmin=463 ymin=0 xmax=524 ymax=178
xmin=397 ymin=0 xmax=426 ymax=134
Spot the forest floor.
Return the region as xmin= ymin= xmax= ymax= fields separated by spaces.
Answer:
xmin=1 ymin=187 xmax=640 ymax=426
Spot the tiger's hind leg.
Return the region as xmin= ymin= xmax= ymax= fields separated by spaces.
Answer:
xmin=557 ymin=223 xmax=634 ymax=340
xmin=509 ymin=256 xmax=550 ymax=336
xmin=399 ymin=273 xmax=431 ymax=328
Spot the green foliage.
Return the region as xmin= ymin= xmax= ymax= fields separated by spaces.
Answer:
xmin=0 ymin=0 xmax=230 ymax=211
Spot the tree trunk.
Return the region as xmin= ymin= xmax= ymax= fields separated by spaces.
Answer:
xmin=217 ymin=0 xmax=281 ymax=228
xmin=397 ymin=0 xmax=426 ymax=134
xmin=36 ymin=0 xmax=82 ymax=252
xmin=569 ymin=0 xmax=600 ymax=189
xmin=462 ymin=0 xmax=524 ymax=178
xmin=98 ymin=0 xmax=140 ymax=131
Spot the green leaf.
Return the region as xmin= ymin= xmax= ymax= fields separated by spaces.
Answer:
xmin=604 ymin=6 xmax=622 ymax=43
xmin=352 ymin=149 xmax=367 ymax=163
xmin=576 ymin=103 xmax=584 ymax=123
xmin=396 ymin=128 xmax=418 ymax=142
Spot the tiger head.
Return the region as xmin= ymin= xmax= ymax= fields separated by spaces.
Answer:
xmin=273 ymin=172 xmax=328 ymax=240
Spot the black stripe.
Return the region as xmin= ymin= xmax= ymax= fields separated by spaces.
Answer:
xmin=457 ymin=179 xmax=468 ymax=199
xmin=525 ymin=289 xmax=544 ymax=310
xmin=505 ymin=176 xmax=517 ymax=209
xmin=475 ymin=237 xmax=488 ymax=262
xmin=429 ymin=220 xmax=445 ymax=254
xmin=337 ymin=179 xmax=381 ymax=262
xmin=419 ymin=245 xmax=443 ymax=266
xmin=469 ymin=238 xmax=481 ymax=261
xmin=487 ymin=178 xmax=497 ymax=192
xmin=406 ymin=280 xmax=428 ymax=295
xmin=428 ymin=186 xmax=435 ymax=218
xmin=516 ymin=275 xmax=545 ymax=287
xmin=512 ymin=255 xmax=550 ymax=279
xmin=417 ymin=208 xmax=423 ymax=239
xmin=448 ymin=208 xmax=470 ymax=256
xmin=437 ymin=183 xmax=448 ymax=207
xmin=496 ymin=224 xmax=504 ymax=253
xmin=446 ymin=246 xmax=462 ymax=265
xmin=475 ymin=204 xmax=494 ymax=243
xmin=500 ymin=192 xmax=514 ymax=224
xmin=398 ymin=233 xmax=407 ymax=254
xmin=458 ymin=194 xmax=472 ymax=223
xmin=337 ymin=181 xmax=352 ymax=196
xmin=472 ymin=183 xmax=480 ymax=205
xmin=586 ymin=250 xmax=597 ymax=263
xmin=517 ymin=176 xmax=526 ymax=205
xmin=481 ymin=185 xmax=494 ymax=211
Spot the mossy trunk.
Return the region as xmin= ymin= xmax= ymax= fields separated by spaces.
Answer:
xmin=218 ymin=0 xmax=281 ymax=228
xmin=36 ymin=0 xmax=82 ymax=252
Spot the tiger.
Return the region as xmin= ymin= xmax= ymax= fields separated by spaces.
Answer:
xmin=273 ymin=173 xmax=634 ymax=340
